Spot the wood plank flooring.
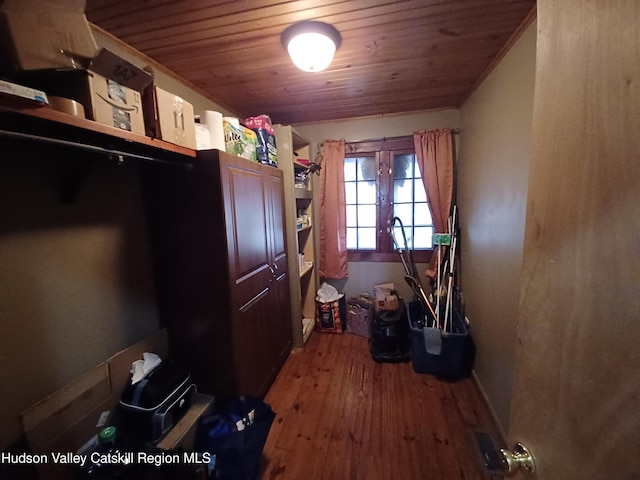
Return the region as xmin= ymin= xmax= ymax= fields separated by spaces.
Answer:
xmin=260 ymin=331 xmax=505 ymax=480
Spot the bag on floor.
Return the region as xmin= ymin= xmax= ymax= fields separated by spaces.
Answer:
xmin=346 ymin=296 xmax=374 ymax=337
xmin=315 ymin=296 xmax=347 ymax=333
xmin=196 ymin=396 xmax=275 ymax=480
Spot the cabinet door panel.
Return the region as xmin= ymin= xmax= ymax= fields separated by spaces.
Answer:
xmin=266 ymin=170 xmax=292 ymax=367
xmin=233 ymin=287 xmax=275 ymax=396
xmin=266 ymin=172 xmax=287 ymax=268
xmin=221 ymin=162 xmax=273 ymax=313
xmin=225 ymin=165 xmax=269 ymax=275
xmin=273 ymin=270 xmax=292 ymax=364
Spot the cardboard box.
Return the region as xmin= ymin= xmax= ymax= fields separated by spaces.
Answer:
xmin=0 ymin=0 xmax=98 ymax=72
xmin=144 ymin=85 xmax=196 ymax=149
xmin=15 ymin=49 xmax=153 ymax=135
xmin=373 ymin=282 xmax=400 ymax=311
xmin=86 ymin=49 xmax=152 ymax=135
xmin=87 ymin=71 xmax=145 ymax=134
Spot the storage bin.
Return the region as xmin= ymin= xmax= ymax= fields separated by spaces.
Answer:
xmin=408 ymin=301 xmax=475 ymax=379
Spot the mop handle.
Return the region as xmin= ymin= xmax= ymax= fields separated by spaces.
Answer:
xmin=436 ymin=243 xmax=441 ymax=327
xmin=443 ymin=206 xmax=458 ymax=332
xmin=443 ymin=235 xmax=457 ymax=332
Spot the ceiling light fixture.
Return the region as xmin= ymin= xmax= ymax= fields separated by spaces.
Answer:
xmin=281 ymin=21 xmax=342 ymax=73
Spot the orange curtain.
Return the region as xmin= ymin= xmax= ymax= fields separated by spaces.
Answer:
xmin=414 ymin=129 xmax=453 ymax=278
xmin=319 ymin=139 xmax=348 ymax=280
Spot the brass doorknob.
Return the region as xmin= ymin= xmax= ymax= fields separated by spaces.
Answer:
xmin=500 ymin=442 xmax=536 ymax=476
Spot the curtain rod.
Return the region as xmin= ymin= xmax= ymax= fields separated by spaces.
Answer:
xmin=342 ymin=129 xmax=460 ymax=146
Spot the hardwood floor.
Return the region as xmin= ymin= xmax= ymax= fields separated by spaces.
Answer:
xmin=260 ymin=331 xmax=505 ymax=480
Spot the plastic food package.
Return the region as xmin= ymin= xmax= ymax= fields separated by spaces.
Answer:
xmin=223 ymin=117 xmax=257 ymax=161
xmin=315 ymin=283 xmax=346 ymax=334
xmin=244 ymin=114 xmax=277 ymax=166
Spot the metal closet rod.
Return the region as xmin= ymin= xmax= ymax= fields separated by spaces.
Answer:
xmin=0 ymin=129 xmax=194 ymax=170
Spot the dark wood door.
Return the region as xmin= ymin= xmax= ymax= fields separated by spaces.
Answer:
xmin=265 ymin=169 xmax=292 ymax=367
xmin=219 ymin=153 xmax=276 ymax=396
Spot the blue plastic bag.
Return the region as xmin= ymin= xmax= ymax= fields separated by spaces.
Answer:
xmin=196 ymin=397 xmax=275 ymax=480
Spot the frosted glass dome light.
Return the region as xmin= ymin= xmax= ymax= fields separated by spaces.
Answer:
xmin=282 ymin=21 xmax=342 ymax=73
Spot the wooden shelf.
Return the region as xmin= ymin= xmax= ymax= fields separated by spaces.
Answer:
xmin=294 ymin=188 xmax=312 ymax=200
xmin=0 ymin=100 xmax=196 ymax=163
xmin=302 ymin=318 xmax=314 ymax=344
xmin=299 ymin=263 xmax=314 ymax=278
xmin=293 ymin=159 xmax=309 ymax=170
xmin=292 ymin=130 xmax=310 ymax=152
xmin=297 ymin=224 xmax=312 ymax=233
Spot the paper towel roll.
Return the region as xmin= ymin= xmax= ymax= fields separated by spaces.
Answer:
xmin=203 ymin=110 xmax=225 ymax=150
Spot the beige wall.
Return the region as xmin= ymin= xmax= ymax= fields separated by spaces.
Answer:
xmin=457 ymin=22 xmax=536 ymax=435
xmin=294 ymin=110 xmax=459 ymax=300
xmin=0 ymin=150 xmax=159 ymax=449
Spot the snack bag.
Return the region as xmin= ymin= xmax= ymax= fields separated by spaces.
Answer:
xmin=244 ymin=114 xmax=277 ymax=166
xmin=224 ymin=117 xmax=245 ymax=157
xmin=242 ymin=126 xmax=258 ymax=162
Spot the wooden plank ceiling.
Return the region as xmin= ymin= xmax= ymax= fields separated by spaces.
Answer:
xmin=86 ymin=0 xmax=536 ymax=125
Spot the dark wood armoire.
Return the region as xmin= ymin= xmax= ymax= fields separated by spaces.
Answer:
xmin=143 ymin=149 xmax=292 ymax=403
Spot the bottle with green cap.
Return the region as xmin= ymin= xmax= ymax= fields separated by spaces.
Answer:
xmin=98 ymin=426 xmax=116 ymax=448
xmin=81 ymin=426 xmax=128 ymax=478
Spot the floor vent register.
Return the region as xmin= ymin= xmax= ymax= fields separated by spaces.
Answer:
xmin=472 ymin=429 xmax=504 ymax=475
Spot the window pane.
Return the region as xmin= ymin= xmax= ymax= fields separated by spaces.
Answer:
xmin=393 ymin=154 xmax=414 ymax=179
xmin=347 ymin=227 xmax=357 ymax=249
xmin=393 ymin=225 xmax=412 ymax=250
xmin=346 ymin=205 xmax=357 ymax=227
xmin=357 ymin=157 xmax=376 ymax=181
xmin=345 ymin=182 xmax=356 ymax=204
xmin=414 ymin=179 xmax=427 ymax=202
xmin=358 ymin=205 xmax=376 ymax=227
xmin=358 ymin=228 xmax=377 ymax=249
xmin=357 ymin=180 xmax=376 ymax=204
xmin=414 ymin=226 xmax=434 ymax=249
xmin=394 ymin=203 xmax=413 ymax=226
xmin=414 ymin=203 xmax=432 ymax=226
xmin=394 ymin=178 xmax=413 ymax=203
xmin=344 ymin=157 xmax=356 ymax=181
